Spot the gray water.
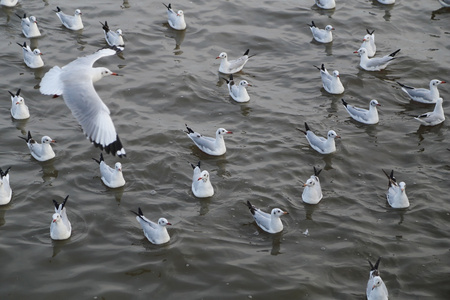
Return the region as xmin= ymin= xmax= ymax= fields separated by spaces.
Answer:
xmin=0 ymin=0 xmax=449 ymax=299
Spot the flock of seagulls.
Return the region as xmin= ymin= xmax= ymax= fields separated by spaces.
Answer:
xmin=0 ymin=0 xmax=448 ymax=297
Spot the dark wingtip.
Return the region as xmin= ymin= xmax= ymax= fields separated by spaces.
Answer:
xmin=52 ymin=199 xmax=59 ymax=209
xmin=190 ymin=161 xmax=200 ymax=169
xmin=389 ymin=49 xmax=401 ymax=57
xmin=314 ymin=166 xmax=322 ymax=177
xmin=185 ymin=124 xmax=194 ymax=134
xmin=366 ymin=29 xmax=375 ymax=35
xmin=8 ymin=91 xmax=15 ymax=97
xmin=246 ymin=200 xmax=256 ymax=215
xmin=243 ymin=49 xmax=250 ymax=56
xmin=341 ymin=98 xmax=348 ymax=107
xmin=374 ymin=256 xmax=382 ymax=270
xmin=304 ymin=122 xmax=310 ymax=132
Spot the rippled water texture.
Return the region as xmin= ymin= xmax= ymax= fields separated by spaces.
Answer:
xmin=0 ymin=0 xmax=449 ymax=299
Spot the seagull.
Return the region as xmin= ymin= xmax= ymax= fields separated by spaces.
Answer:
xmin=397 ymin=79 xmax=445 ymax=104
xmin=92 ymin=153 xmax=125 ymax=188
xmin=0 ymin=0 xmax=18 ymax=7
xmin=163 ymin=3 xmax=186 ymax=30
xmin=9 ymin=89 xmax=30 ymax=120
xmin=19 ymin=131 xmax=56 ymax=162
xmin=190 ymin=161 xmax=214 ymax=198
xmin=54 ymin=7 xmax=84 ymax=31
xmin=0 ymin=167 xmax=12 ymax=206
xmin=39 ymin=48 xmax=126 ymax=157
xmin=366 ymin=257 xmax=389 ymax=300
xmin=314 ymin=64 xmax=345 ymax=94
xmin=382 ymin=169 xmax=409 ymax=208
xmin=17 ymin=42 xmax=44 ymax=69
xmin=16 ymin=13 xmax=42 ymax=38
xmin=100 ymin=21 xmax=124 ymax=49
xmin=341 ymin=98 xmax=380 ymax=125
xmin=354 ymin=48 xmax=400 ymax=71
xmin=185 ymin=124 xmax=232 ymax=156
xmin=302 ymin=167 xmax=323 ymax=205
xmin=216 ymin=49 xmax=254 ymax=74
xmin=222 ymin=74 xmax=251 ymax=102
xmin=131 ymin=207 xmax=171 ymax=245
xmin=315 ymin=0 xmax=336 ymax=9
xmin=413 ymin=98 xmax=445 ymax=126
xmin=361 ymin=29 xmax=376 ymax=58
xmin=50 ymin=195 xmax=72 ymax=240
xmin=376 ymin=0 xmax=395 ymax=4
xmin=297 ymin=122 xmax=340 ymax=154
xmin=439 ymin=0 xmax=450 ymax=7
xmin=308 ymin=21 xmax=334 ymax=43
xmin=246 ymin=200 xmax=288 ymax=234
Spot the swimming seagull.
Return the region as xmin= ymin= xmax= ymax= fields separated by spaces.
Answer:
xmin=16 ymin=13 xmax=42 ymax=38
xmin=9 ymin=89 xmax=30 ymax=120
xmin=92 ymin=153 xmax=126 ymax=188
xmin=302 ymin=167 xmax=323 ymax=205
xmin=163 ymin=3 xmax=186 ymax=30
xmin=0 ymin=167 xmax=12 ymax=206
xmin=341 ymin=98 xmax=380 ymax=125
xmin=19 ymin=131 xmax=56 ymax=162
xmin=376 ymin=0 xmax=395 ymax=4
xmin=308 ymin=21 xmax=334 ymax=43
xmin=361 ymin=29 xmax=376 ymax=58
xmin=39 ymin=48 xmax=126 ymax=157
xmin=246 ymin=200 xmax=288 ymax=234
xmin=366 ymin=257 xmax=389 ymax=300
xmin=0 ymin=0 xmax=18 ymax=7
xmin=314 ymin=64 xmax=345 ymax=94
xmin=54 ymin=7 xmax=84 ymax=31
xmin=382 ymin=169 xmax=409 ymax=208
xmin=314 ymin=0 xmax=336 ymax=9
xmin=185 ymin=124 xmax=232 ymax=156
xmin=354 ymin=48 xmax=400 ymax=71
xmin=397 ymin=79 xmax=445 ymax=104
xmin=222 ymin=74 xmax=251 ymax=103
xmin=297 ymin=122 xmax=340 ymax=154
xmin=131 ymin=207 xmax=171 ymax=245
xmin=216 ymin=49 xmax=254 ymax=74
xmin=100 ymin=21 xmax=124 ymax=49
xmin=17 ymin=42 xmax=44 ymax=69
xmin=413 ymin=98 xmax=445 ymax=126
xmin=50 ymin=195 xmax=72 ymax=240
xmin=190 ymin=161 xmax=214 ymax=198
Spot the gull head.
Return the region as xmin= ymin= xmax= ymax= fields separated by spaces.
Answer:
xmin=327 ymin=130 xmax=340 ymax=139
xmin=325 ymin=25 xmax=335 ymax=31
xmin=399 ymin=181 xmax=406 ymax=192
xmin=15 ymin=96 xmax=25 ymax=106
xmin=42 ymin=136 xmax=56 ymax=144
xmin=92 ymin=67 xmax=118 ymax=83
xmin=371 ymin=276 xmax=383 ymax=290
xmin=177 ymin=10 xmax=184 ymax=17
xmin=75 ymin=9 xmax=82 ymax=16
xmin=158 ymin=218 xmax=172 ymax=226
xmin=216 ymin=128 xmax=233 ymax=137
xmin=116 ymin=29 xmax=123 ymax=36
xmin=239 ymin=80 xmax=251 ymax=87
xmin=52 ymin=212 xmax=62 ymax=223
xmin=370 ymin=99 xmax=381 ymax=107
xmin=363 ymin=34 xmax=371 ymax=42
xmin=216 ymin=52 xmax=227 ymax=60
xmin=198 ymin=170 xmax=209 ymax=182
xmin=431 ymin=79 xmax=446 ymax=86
xmin=332 ymin=70 xmax=340 ymax=78
xmin=271 ymin=208 xmax=288 ymax=218
xmin=354 ymin=48 xmax=367 ymax=56
xmin=33 ymin=49 xmax=42 ymax=56
xmin=30 ymin=16 xmax=37 ymax=23
xmin=115 ymin=162 xmax=122 ymax=172
xmin=303 ymin=178 xmax=315 ymax=187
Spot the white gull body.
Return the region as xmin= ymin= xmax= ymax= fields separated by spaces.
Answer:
xmin=223 ymin=74 xmax=251 ymax=102
xmin=190 ymin=161 xmax=214 ymax=198
xmin=9 ymin=89 xmax=30 ymax=120
xmin=246 ymin=200 xmax=288 ymax=234
xmin=93 ymin=153 xmax=125 ymax=188
xmin=0 ymin=167 xmax=12 ymax=206
xmin=397 ymin=79 xmax=445 ymax=104
xmin=20 ymin=131 xmax=56 ymax=162
xmin=163 ymin=3 xmax=186 ymax=30
xmin=16 ymin=14 xmax=42 ymax=38
xmin=309 ymin=21 xmax=334 ymax=43
xmin=342 ymin=99 xmax=380 ymax=125
xmin=185 ymin=124 xmax=232 ymax=156
xmin=55 ymin=7 xmax=84 ymax=31
xmin=376 ymin=0 xmax=395 ymax=4
xmin=0 ymin=0 xmax=18 ymax=7
xmin=216 ymin=49 xmax=253 ymax=74
xmin=315 ymin=64 xmax=344 ymax=94
xmin=298 ymin=122 xmax=340 ymax=154
xmin=50 ymin=195 xmax=72 ymax=240
xmin=366 ymin=257 xmax=389 ymax=300
xmin=39 ymin=48 xmax=126 ymax=157
xmin=361 ymin=29 xmax=376 ymax=57
xmin=355 ymin=48 xmax=400 ymax=71
xmin=439 ymin=0 xmax=450 ymax=7
xmin=101 ymin=21 xmax=124 ymax=48
xmin=413 ymin=98 xmax=445 ymax=126
xmin=17 ymin=42 xmax=43 ymax=69
xmin=302 ymin=167 xmax=323 ymax=205
xmin=382 ymin=169 xmax=409 ymax=208
xmin=315 ymin=0 xmax=336 ymax=9
xmin=132 ymin=207 xmax=171 ymax=245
